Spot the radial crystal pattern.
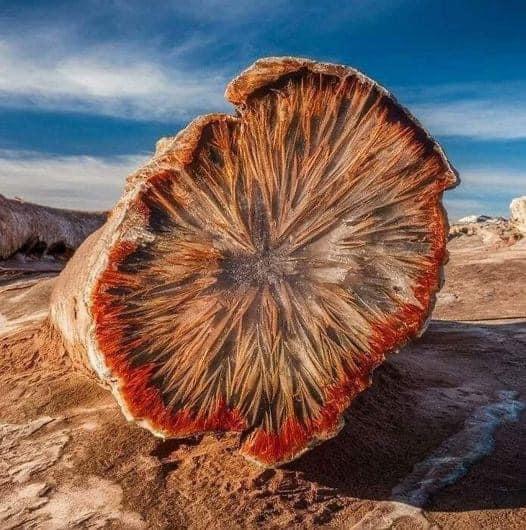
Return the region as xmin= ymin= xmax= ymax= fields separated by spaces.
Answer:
xmin=91 ymin=59 xmax=457 ymax=466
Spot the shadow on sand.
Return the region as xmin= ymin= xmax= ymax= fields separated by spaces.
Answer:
xmin=285 ymin=320 xmax=526 ymax=512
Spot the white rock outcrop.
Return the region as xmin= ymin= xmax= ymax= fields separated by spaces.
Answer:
xmin=510 ymin=196 xmax=526 ymax=234
xmin=456 ymin=215 xmax=492 ymax=224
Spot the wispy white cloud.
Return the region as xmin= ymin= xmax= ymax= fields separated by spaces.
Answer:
xmin=444 ymin=197 xmax=488 ymax=221
xmin=162 ymin=0 xmax=287 ymax=22
xmin=0 ymin=38 xmax=230 ymax=121
xmin=0 ymin=150 xmax=145 ymax=210
xmin=444 ymin=167 xmax=526 ymax=220
xmin=1 ymin=149 xmax=522 ymax=220
xmin=456 ymin=167 xmax=526 ymax=189
xmin=2 ymin=17 xmax=525 ymax=142
xmin=401 ymin=81 xmax=526 ymax=140
xmin=412 ymin=100 xmax=526 ymax=140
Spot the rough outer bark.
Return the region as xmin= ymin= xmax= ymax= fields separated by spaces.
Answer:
xmin=49 ymin=57 xmax=458 ymax=467
xmin=0 ymin=194 xmax=106 ymax=259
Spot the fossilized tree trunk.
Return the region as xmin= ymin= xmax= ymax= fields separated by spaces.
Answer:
xmin=48 ymin=57 xmax=458 ymax=467
xmin=0 ymin=194 xmax=106 ymax=260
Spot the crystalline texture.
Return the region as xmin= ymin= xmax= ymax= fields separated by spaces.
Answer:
xmin=49 ymin=58 xmax=458 ymax=466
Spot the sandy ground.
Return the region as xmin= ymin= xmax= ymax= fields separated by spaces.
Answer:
xmin=0 ymin=228 xmax=525 ymax=529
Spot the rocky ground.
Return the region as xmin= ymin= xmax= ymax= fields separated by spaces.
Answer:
xmin=0 ymin=219 xmax=525 ymax=529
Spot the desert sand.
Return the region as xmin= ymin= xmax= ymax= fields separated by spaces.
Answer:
xmin=0 ymin=218 xmax=524 ymax=529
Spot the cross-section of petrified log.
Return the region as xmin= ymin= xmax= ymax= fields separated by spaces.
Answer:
xmin=49 ymin=57 xmax=458 ymax=467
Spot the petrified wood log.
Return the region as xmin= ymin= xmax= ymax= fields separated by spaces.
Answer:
xmin=0 ymin=194 xmax=106 ymax=260
xmin=49 ymin=57 xmax=458 ymax=467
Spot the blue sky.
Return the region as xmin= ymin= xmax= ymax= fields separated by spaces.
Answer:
xmin=0 ymin=0 xmax=525 ymax=219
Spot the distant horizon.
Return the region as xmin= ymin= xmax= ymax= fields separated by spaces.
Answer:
xmin=1 ymin=1 xmax=525 ymax=220
xmin=0 ymin=148 xmax=522 ymax=223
